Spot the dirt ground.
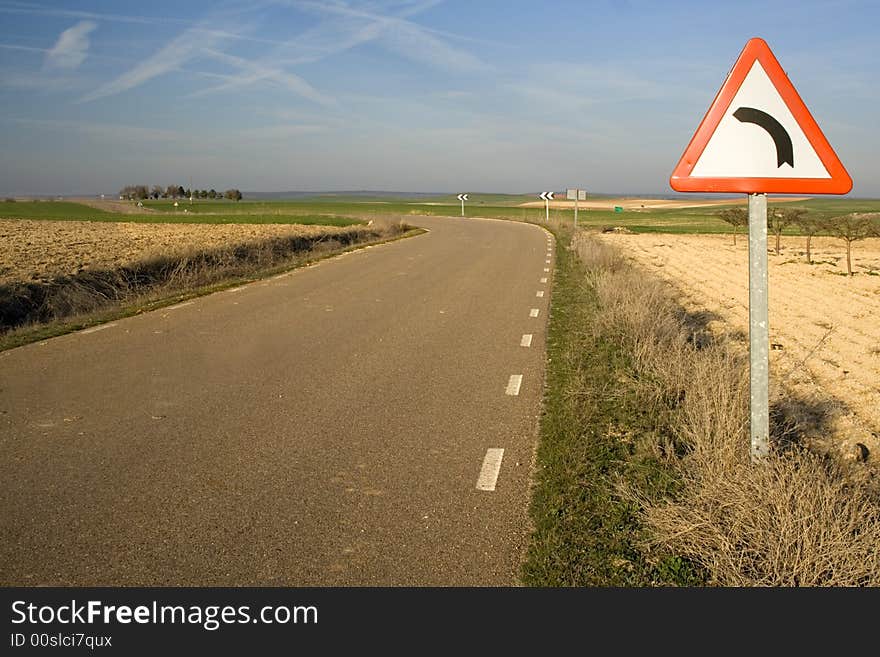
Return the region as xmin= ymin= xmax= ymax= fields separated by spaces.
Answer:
xmin=593 ymin=231 xmax=880 ymax=461
xmin=67 ymin=197 xmax=158 ymax=214
xmin=518 ymin=196 xmax=810 ymax=210
xmin=0 ymin=220 xmax=366 ymax=285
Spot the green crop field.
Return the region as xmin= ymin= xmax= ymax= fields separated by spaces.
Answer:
xmin=2 ymin=195 xmax=878 ymax=234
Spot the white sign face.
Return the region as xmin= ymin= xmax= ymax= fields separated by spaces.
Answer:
xmin=566 ymin=189 xmax=586 ymax=200
xmin=690 ymin=61 xmax=830 ymax=179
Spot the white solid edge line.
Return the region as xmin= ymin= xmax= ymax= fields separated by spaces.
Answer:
xmin=536 ymin=290 xmax=544 ymax=297
xmin=521 ymin=334 xmax=533 ymax=347
xmin=530 ymin=308 xmax=539 ymax=317
xmin=165 ymin=301 xmax=194 ymax=311
xmin=227 ymin=287 xmax=243 ymax=293
xmin=80 ymin=323 xmax=117 ymax=334
xmin=506 ymin=374 xmax=523 ymax=396
xmin=476 ymin=448 xmax=505 ymax=491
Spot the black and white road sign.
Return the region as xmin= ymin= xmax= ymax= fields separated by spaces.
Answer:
xmin=457 ymin=194 xmax=468 ymax=201
xmin=539 ymin=191 xmax=554 ymax=201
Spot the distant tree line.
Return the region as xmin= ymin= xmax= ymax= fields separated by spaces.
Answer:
xmin=118 ymin=185 xmax=242 ymax=201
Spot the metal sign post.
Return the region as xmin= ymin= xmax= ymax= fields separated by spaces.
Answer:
xmin=566 ymin=188 xmax=585 ymax=229
xmin=670 ymin=38 xmax=852 ymax=464
xmin=748 ymin=193 xmax=770 ymax=460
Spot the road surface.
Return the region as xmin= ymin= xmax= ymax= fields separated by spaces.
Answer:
xmin=0 ymin=215 xmax=554 ymax=585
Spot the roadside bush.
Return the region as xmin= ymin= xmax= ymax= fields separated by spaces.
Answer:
xmin=573 ymin=232 xmax=880 ymax=586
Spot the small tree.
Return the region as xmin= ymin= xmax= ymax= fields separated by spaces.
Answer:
xmin=768 ymin=206 xmax=806 ymax=255
xmin=224 ymin=189 xmax=242 ymax=201
xmin=822 ymin=212 xmax=880 ymax=276
xmin=718 ymin=207 xmax=748 ymax=245
xmin=208 ymin=189 xmax=217 ymax=199
xmin=151 ymin=185 xmax=163 ymax=200
xmin=177 ymin=185 xmax=186 ymax=198
xmin=794 ymin=213 xmax=822 ymax=264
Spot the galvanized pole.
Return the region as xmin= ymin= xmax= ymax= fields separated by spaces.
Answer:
xmin=461 ymin=197 xmax=464 ymax=217
xmin=748 ymin=192 xmax=770 ymax=461
xmin=545 ymin=197 xmax=549 ymax=223
xmin=574 ymin=191 xmax=578 ymax=229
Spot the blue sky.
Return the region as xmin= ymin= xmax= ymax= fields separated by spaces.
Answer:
xmin=1 ymin=0 xmax=878 ymax=196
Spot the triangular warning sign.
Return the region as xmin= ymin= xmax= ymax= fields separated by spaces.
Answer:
xmin=670 ymin=37 xmax=851 ymax=194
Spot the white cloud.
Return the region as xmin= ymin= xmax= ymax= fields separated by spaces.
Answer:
xmin=44 ymin=20 xmax=97 ymax=70
xmin=286 ymin=0 xmax=489 ymax=73
xmin=78 ymin=22 xmax=226 ymax=103
xmin=192 ymin=49 xmax=336 ymax=106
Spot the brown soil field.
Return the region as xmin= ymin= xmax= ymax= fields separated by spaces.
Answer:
xmin=593 ymin=231 xmax=880 ymax=461
xmin=0 ymin=219 xmax=369 ymax=285
xmin=518 ymin=196 xmax=810 ymax=210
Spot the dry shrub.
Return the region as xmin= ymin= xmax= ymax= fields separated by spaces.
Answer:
xmin=0 ymin=222 xmax=406 ymax=332
xmin=646 ymin=450 xmax=880 ymax=586
xmin=573 ymin=231 xmax=880 ymax=586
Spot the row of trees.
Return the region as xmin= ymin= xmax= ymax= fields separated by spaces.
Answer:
xmin=718 ymin=206 xmax=880 ymax=275
xmin=118 ymin=185 xmax=242 ymax=201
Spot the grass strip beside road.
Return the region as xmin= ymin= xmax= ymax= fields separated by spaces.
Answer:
xmin=521 ymin=223 xmax=704 ymax=586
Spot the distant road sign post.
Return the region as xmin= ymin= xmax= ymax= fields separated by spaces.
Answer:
xmin=566 ymin=188 xmax=586 ymax=228
xmin=670 ymin=37 xmax=851 ymax=463
xmin=539 ymin=191 xmax=554 ymax=222
xmin=457 ymin=193 xmax=468 ymax=217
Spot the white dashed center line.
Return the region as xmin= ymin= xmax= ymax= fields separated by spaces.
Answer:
xmin=476 ymin=448 xmax=505 ymax=491
xmin=530 ymin=308 xmax=540 ymax=317
xmin=521 ymin=334 xmax=533 ymax=347
xmin=506 ymin=374 xmax=522 ymax=396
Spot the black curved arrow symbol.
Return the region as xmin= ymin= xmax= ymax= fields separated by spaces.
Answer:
xmin=733 ymin=107 xmax=794 ymax=168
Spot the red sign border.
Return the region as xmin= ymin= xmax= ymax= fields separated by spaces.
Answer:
xmin=669 ymin=37 xmax=852 ymax=194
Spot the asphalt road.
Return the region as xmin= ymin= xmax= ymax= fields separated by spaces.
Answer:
xmin=0 ymin=215 xmax=554 ymax=586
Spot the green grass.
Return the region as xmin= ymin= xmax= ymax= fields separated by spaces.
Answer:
xmin=521 ymin=223 xmax=704 ymax=587
xmin=3 ymin=196 xmax=879 ymax=234
xmin=0 ymin=200 xmax=363 ymax=226
xmin=0 ymin=200 xmax=115 ymax=220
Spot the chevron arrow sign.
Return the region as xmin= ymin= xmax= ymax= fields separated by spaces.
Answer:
xmin=539 ymin=191 xmax=554 ymax=201
xmin=457 ymin=194 xmax=468 ymax=201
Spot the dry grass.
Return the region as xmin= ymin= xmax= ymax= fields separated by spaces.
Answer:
xmin=0 ymin=218 xmax=412 ymax=336
xmin=573 ymin=231 xmax=880 ymax=586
